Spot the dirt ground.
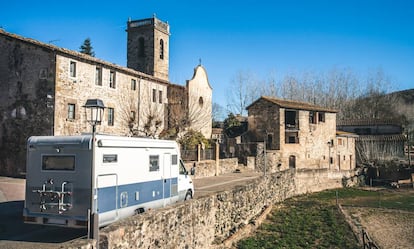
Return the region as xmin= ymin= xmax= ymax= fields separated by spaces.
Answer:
xmin=343 ymin=189 xmax=414 ymax=249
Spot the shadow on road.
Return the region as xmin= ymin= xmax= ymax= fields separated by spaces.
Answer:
xmin=0 ymin=201 xmax=86 ymax=243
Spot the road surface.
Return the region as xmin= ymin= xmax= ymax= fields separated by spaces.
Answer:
xmin=0 ymin=170 xmax=261 ymax=248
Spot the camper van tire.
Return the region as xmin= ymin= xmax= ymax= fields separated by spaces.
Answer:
xmin=135 ymin=207 xmax=145 ymax=214
xmin=185 ymin=190 xmax=193 ymax=200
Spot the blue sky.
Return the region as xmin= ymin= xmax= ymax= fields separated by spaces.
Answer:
xmin=2 ymin=0 xmax=413 ymax=109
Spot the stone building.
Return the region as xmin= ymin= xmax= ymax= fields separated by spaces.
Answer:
xmin=166 ymin=65 xmax=212 ymax=139
xmin=0 ymin=16 xmax=212 ymax=176
xmin=246 ymin=96 xmax=356 ymax=171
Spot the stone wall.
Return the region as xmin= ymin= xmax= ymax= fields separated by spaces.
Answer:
xmin=0 ymin=31 xmax=55 ymax=176
xmin=185 ymin=158 xmax=238 ymax=178
xmin=65 ymin=168 xmax=355 ymax=249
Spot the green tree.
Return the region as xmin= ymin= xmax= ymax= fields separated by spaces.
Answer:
xmin=178 ymin=129 xmax=210 ymax=150
xmin=223 ymin=113 xmax=244 ymax=137
xmin=79 ymin=38 xmax=95 ymax=57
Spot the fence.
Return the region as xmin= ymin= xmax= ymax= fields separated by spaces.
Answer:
xmin=181 ymin=144 xmax=216 ymax=162
xmin=335 ymin=188 xmax=414 ymax=249
xmin=218 ymin=142 xmax=259 ymax=163
xmin=362 ymin=229 xmax=379 ymax=249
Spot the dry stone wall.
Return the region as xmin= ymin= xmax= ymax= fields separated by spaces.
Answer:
xmin=65 ymin=168 xmax=355 ymax=249
xmin=185 ymin=158 xmax=238 ymax=178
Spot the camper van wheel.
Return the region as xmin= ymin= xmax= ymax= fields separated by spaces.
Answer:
xmin=135 ymin=207 xmax=145 ymax=214
xmin=184 ymin=190 xmax=193 ymax=201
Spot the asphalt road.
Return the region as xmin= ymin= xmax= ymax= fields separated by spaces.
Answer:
xmin=0 ymin=171 xmax=261 ymax=248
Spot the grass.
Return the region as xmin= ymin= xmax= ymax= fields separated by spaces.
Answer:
xmin=237 ymin=188 xmax=414 ymax=249
xmin=313 ymin=188 xmax=414 ymax=211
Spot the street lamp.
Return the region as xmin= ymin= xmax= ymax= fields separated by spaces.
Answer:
xmin=83 ymin=99 xmax=105 ymax=132
xmin=83 ymin=98 xmax=105 ymax=243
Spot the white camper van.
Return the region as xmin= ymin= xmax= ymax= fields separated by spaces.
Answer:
xmin=23 ymin=134 xmax=194 ymax=228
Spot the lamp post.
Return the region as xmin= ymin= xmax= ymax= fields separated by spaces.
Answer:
xmin=83 ymin=99 xmax=105 ymax=243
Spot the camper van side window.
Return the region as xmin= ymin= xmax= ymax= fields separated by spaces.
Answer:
xmin=171 ymin=155 xmax=178 ymax=165
xmin=149 ymin=155 xmax=159 ymax=172
xmin=103 ymin=154 xmax=118 ymax=163
xmin=42 ymin=155 xmax=75 ymax=171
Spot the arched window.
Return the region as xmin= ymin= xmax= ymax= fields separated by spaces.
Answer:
xmin=198 ymin=97 xmax=204 ymax=107
xmin=139 ymin=37 xmax=145 ymax=57
xmin=159 ymin=39 xmax=164 ymax=60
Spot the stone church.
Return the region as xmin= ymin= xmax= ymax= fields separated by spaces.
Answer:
xmin=0 ymin=16 xmax=212 ymax=176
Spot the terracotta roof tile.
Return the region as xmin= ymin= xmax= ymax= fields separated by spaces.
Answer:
xmin=247 ymin=96 xmax=337 ymax=113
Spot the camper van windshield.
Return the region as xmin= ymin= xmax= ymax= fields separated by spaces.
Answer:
xmin=42 ymin=155 xmax=75 ymax=171
xmin=179 ymin=160 xmax=188 ymax=175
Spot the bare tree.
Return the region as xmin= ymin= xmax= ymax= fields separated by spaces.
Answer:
xmin=212 ymin=102 xmax=225 ymax=124
xmin=226 ymin=70 xmax=260 ymax=116
xmin=116 ymin=91 xmax=138 ymax=136
xmin=138 ymin=88 xmax=164 ymax=138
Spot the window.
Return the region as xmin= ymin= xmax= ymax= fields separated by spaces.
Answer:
xmin=285 ymin=110 xmax=298 ymax=129
xmin=109 ymin=71 xmax=116 ymax=88
xmin=139 ymin=37 xmax=145 ymax=57
xmin=309 ymin=111 xmax=317 ymax=124
xmin=159 ymin=39 xmax=164 ymax=59
xmin=149 ymin=155 xmax=159 ymax=172
xmin=318 ymin=112 xmax=325 ymax=122
xmin=131 ymin=79 xmax=136 ymax=90
xmin=289 ymin=155 xmax=296 ymax=169
xmin=108 ymin=108 xmax=114 ymax=126
xmin=152 ymin=89 xmax=157 ymax=103
xmin=39 ymin=68 xmax=48 ymax=79
xmin=199 ymin=97 xmax=204 ymax=107
xmin=70 ymin=61 xmax=76 ymax=78
xmin=172 ymin=155 xmax=178 ymax=165
xmin=266 ymin=134 xmax=273 ymax=149
xmin=285 ymin=131 xmax=299 ymax=144
xmin=130 ymin=111 xmax=136 ymax=121
xmin=159 ymin=90 xmax=162 ymax=104
xmin=338 ymin=138 xmax=343 ymax=146
xmin=42 ymin=155 xmax=75 ymax=171
xmin=103 ymin=154 xmax=117 ymax=163
xmin=95 ymin=67 xmax=102 ymax=86
xmin=67 ymin=104 xmax=75 ymax=120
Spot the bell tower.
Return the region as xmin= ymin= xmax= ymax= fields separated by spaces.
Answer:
xmin=126 ymin=16 xmax=170 ymax=81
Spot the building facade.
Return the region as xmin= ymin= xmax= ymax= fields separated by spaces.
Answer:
xmin=0 ymin=16 xmax=212 ymax=176
xmin=246 ymin=96 xmax=356 ymax=171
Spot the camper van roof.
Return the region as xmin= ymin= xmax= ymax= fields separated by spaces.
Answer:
xmin=28 ymin=135 xmax=179 ymax=150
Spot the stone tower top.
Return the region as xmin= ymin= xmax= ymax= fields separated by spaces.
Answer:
xmin=127 ymin=17 xmax=170 ymax=35
xmin=126 ymin=16 xmax=170 ymax=81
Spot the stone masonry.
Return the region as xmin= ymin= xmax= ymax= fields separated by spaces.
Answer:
xmin=63 ymin=168 xmax=356 ymax=249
